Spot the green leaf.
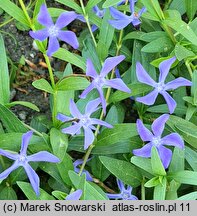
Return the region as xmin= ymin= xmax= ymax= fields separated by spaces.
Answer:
xmin=53 ymin=48 xmax=86 ymax=71
xmin=17 ymin=181 xmax=54 ymax=200
xmin=0 ymin=104 xmax=27 ymax=133
xmin=177 ymin=192 xmax=197 ymax=200
xmin=185 ymin=104 xmax=196 ymax=121
xmin=50 ymin=128 xmax=68 ymax=161
xmin=56 ymin=77 xmax=90 ymax=91
xmin=131 ymin=156 xmax=154 ymax=176
xmin=175 ymin=44 xmax=195 ymax=61
xmin=0 ymin=34 xmax=10 ymax=104
xmin=166 ymin=180 xmax=179 ymax=200
xmin=109 ymin=83 xmax=152 ymax=103
xmin=185 ymin=0 xmax=197 ymax=20
xmin=99 ymin=156 xmax=142 ymax=187
xmin=153 ymin=176 xmax=167 ymax=200
xmin=0 ymin=187 xmax=17 ymax=200
xmin=163 ymin=18 xmax=197 ymax=46
xmin=32 ymin=78 xmax=54 ymax=94
xmin=169 ymin=0 xmax=186 ymax=15
xmin=52 ymin=191 xmax=67 ymax=200
xmin=86 ymin=0 xmax=102 ymax=12
xmin=0 ymin=0 xmax=29 ymax=26
xmin=6 ymin=101 xmax=40 ymax=112
xmin=185 ymin=146 xmax=197 ymax=171
xmin=144 ymin=176 xmax=160 ymax=188
xmin=142 ymin=36 xmax=174 ymax=53
xmin=97 ymin=9 xmax=114 ymax=60
xmin=141 ymin=0 xmax=164 ymax=20
xmin=168 ymin=171 xmax=197 ymax=186
xmin=55 ymin=0 xmax=82 ymax=13
xmin=169 ymin=148 xmax=185 ymax=173
xmin=102 ymin=0 xmax=122 ymax=8
xmin=191 ymin=70 xmax=197 ymax=96
xmin=123 ymin=31 xmax=146 ymax=41
xmin=151 ymin=147 xmax=166 ymax=176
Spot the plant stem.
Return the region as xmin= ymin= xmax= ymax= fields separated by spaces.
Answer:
xmin=43 ymin=55 xmax=55 ymax=89
xmin=141 ymin=178 xmax=146 ymax=200
xmin=78 ymin=0 xmax=129 ymax=177
xmin=18 ymin=0 xmax=32 ymax=28
xmin=79 ymin=0 xmax=97 ymax=47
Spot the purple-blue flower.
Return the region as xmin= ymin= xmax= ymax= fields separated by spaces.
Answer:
xmin=0 ymin=131 xmax=60 ymax=196
xmin=133 ymin=114 xmax=184 ymax=168
xmin=65 ymin=189 xmax=82 ymax=200
xmin=74 ymin=158 xmax=93 ymax=181
xmin=109 ymin=0 xmax=146 ymax=29
xmin=106 ymin=179 xmax=138 ymax=200
xmin=80 ymin=56 xmax=131 ymax=114
xmin=57 ymin=98 xmax=113 ymax=150
xmin=136 ymin=57 xmax=192 ymax=114
xmin=29 ymin=4 xmax=79 ymax=56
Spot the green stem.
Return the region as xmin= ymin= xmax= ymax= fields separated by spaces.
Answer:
xmin=185 ymin=60 xmax=193 ymax=78
xmin=161 ymin=23 xmax=177 ymax=44
xmin=78 ymin=0 xmax=129 ymax=177
xmin=43 ymin=55 xmax=55 ymax=89
xmin=0 ymin=156 xmax=6 ymax=170
xmin=79 ymin=0 xmax=97 ymax=47
xmin=0 ymin=18 xmax=14 ymax=28
xmin=18 ymin=0 xmax=32 ymax=28
xmin=141 ymin=178 xmax=146 ymax=200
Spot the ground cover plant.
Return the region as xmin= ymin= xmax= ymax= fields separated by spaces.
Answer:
xmin=0 ymin=0 xmax=197 ymax=200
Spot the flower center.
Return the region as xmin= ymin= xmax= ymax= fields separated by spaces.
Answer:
xmin=133 ymin=12 xmax=139 ymax=18
xmin=122 ymin=191 xmax=130 ymax=200
xmin=93 ymin=76 xmax=105 ymax=88
xmin=48 ymin=25 xmax=59 ymax=37
xmin=152 ymin=136 xmax=162 ymax=146
xmin=80 ymin=115 xmax=91 ymax=126
xmin=156 ymin=82 xmax=165 ymax=92
xmin=18 ymin=154 xmax=27 ymax=163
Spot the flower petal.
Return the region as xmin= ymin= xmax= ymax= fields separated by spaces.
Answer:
xmin=127 ymin=195 xmax=138 ymax=200
xmin=117 ymin=179 xmax=125 ymax=192
xmin=136 ymin=62 xmax=156 ymax=86
xmin=47 ymin=36 xmax=60 ymax=56
xmin=69 ymin=99 xmax=82 ymax=118
xmin=0 ymin=162 xmax=19 ymax=180
xmin=37 ymin=4 xmax=53 ymax=27
xmin=136 ymin=89 xmax=158 ymax=105
xmin=56 ymin=113 xmax=73 ymax=122
xmin=136 ymin=119 xmax=153 ymax=141
xmin=138 ymin=7 xmax=147 ymax=16
xmin=108 ymin=19 xmax=131 ymax=30
xmin=90 ymin=118 xmax=113 ymax=128
xmin=58 ymin=30 xmax=79 ymax=49
xmin=164 ymin=77 xmax=192 ymax=90
xmin=157 ymin=145 xmax=172 ymax=169
xmin=133 ymin=143 xmax=152 ymax=157
xmin=109 ymin=7 xmax=129 ymax=20
xmin=20 ymin=131 xmax=33 ymax=155
xmin=66 ymin=189 xmax=82 ymax=200
xmin=129 ymin=0 xmax=136 ymax=13
xmin=56 ymin=11 xmax=77 ymax=29
xmin=105 ymin=78 xmax=131 ymax=93
xmin=24 ymin=164 xmax=40 ymax=196
xmin=62 ymin=124 xmax=81 ymax=136
xmin=86 ymin=59 xmax=98 ymax=78
xmin=0 ymin=149 xmax=18 ymax=160
xmin=79 ymin=83 xmax=95 ymax=99
xmin=97 ymin=87 xmax=107 ymax=115
xmin=160 ymin=91 xmax=176 ymax=114
xmin=162 ymin=133 xmax=184 ymax=149
xmin=151 ymin=114 xmax=169 ymax=137
xmin=27 ymin=151 xmax=60 ymax=163
xmin=106 ymin=193 xmax=123 ymax=199
xmin=85 ymin=98 xmax=101 ymax=115
xmin=83 ymin=127 xmax=95 ymax=150
xmin=159 ymin=57 xmax=176 ymax=82
xmin=29 ymin=29 xmax=48 ymax=41
xmin=131 ymin=18 xmax=141 ymax=26
xmin=100 ymin=55 xmax=125 ymax=77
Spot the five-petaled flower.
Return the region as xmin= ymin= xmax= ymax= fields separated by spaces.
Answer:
xmin=65 ymin=189 xmax=83 ymax=200
xmin=29 ymin=4 xmax=79 ymax=56
xmin=80 ymin=56 xmax=131 ymax=114
xmin=109 ymin=0 xmax=146 ymax=29
xmin=133 ymin=114 xmax=184 ymax=168
xmin=57 ymin=98 xmax=113 ymax=150
xmin=106 ymin=179 xmax=138 ymax=200
xmin=0 ymin=131 xmax=60 ymax=196
xmin=136 ymin=57 xmax=192 ymax=114
xmin=74 ymin=158 xmax=93 ymax=181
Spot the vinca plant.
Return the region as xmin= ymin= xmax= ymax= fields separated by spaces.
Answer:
xmin=0 ymin=0 xmax=197 ymax=200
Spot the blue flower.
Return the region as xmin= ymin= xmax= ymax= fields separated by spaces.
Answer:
xmin=65 ymin=189 xmax=82 ymax=200
xmin=0 ymin=131 xmax=60 ymax=196
xmin=109 ymin=0 xmax=146 ymax=29
xmin=106 ymin=179 xmax=138 ymax=200
xmin=29 ymin=4 xmax=79 ymax=56
xmin=133 ymin=114 xmax=184 ymax=168
xmin=57 ymin=98 xmax=113 ymax=150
